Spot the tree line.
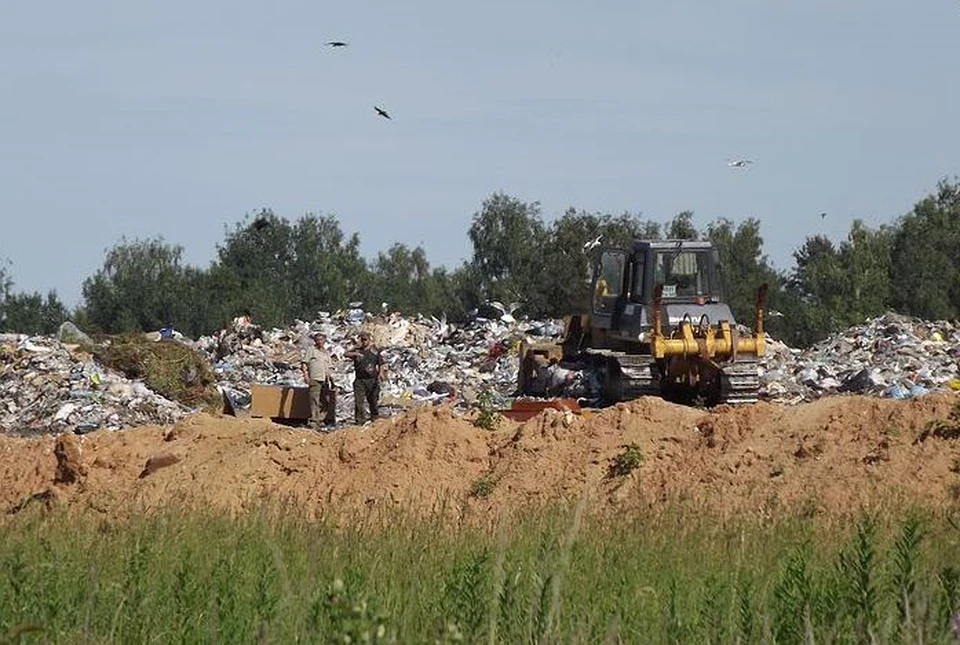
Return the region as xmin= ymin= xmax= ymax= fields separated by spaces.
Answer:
xmin=1 ymin=179 xmax=958 ymax=348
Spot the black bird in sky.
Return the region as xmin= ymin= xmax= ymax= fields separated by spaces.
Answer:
xmin=325 ymin=41 xmax=348 ymax=47
xmin=820 ymin=212 xmax=827 ymax=220
xmin=374 ymin=106 xmax=391 ymax=120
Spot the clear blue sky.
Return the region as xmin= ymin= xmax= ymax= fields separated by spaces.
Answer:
xmin=2 ymin=1 xmax=958 ymax=307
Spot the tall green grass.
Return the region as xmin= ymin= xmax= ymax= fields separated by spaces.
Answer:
xmin=1 ymin=504 xmax=959 ymax=643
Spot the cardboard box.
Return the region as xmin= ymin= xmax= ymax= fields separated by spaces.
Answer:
xmin=250 ymin=384 xmax=311 ymax=420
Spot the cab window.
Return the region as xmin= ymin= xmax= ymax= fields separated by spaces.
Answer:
xmin=630 ymin=254 xmax=646 ymax=300
xmin=594 ymin=250 xmax=625 ymax=314
xmin=653 ymin=250 xmax=711 ymax=298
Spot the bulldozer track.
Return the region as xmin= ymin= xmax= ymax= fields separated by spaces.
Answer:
xmin=612 ymin=354 xmax=662 ymax=399
xmin=582 ymin=351 xmax=661 ymax=400
xmin=721 ymin=359 xmax=760 ymax=405
xmin=583 ymin=350 xmax=760 ymax=405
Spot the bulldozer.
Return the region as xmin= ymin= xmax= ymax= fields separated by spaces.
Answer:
xmin=517 ymin=239 xmax=768 ymax=406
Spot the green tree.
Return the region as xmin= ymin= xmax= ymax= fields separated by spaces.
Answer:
xmin=214 ymin=210 xmax=369 ymax=327
xmin=889 ymin=179 xmax=960 ymax=320
xmin=81 ymin=237 xmax=191 ymax=334
xmin=781 ymin=235 xmax=847 ymax=346
xmin=704 ymin=217 xmax=781 ymax=330
xmin=366 ymin=243 xmax=434 ymax=314
xmin=666 ymin=210 xmax=698 ymax=240
xmin=0 ymin=290 xmax=69 ymax=335
xmin=213 ymin=210 xmax=298 ymax=327
xmin=540 ymin=209 xmax=656 ymax=316
xmin=174 ymin=265 xmax=233 ymax=338
xmin=467 ymin=192 xmax=548 ymax=316
xmin=838 ymin=220 xmax=894 ymax=321
xmin=288 ymin=213 xmax=368 ymax=316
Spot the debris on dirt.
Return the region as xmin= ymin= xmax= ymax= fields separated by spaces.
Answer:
xmin=3 ymin=308 xmax=960 ymax=436
xmin=914 ymin=401 xmax=960 ymax=443
xmin=192 ymin=310 xmax=558 ymax=422
xmin=761 ymin=312 xmax=960 ymax=402
xmin=1 ymin=334 xmax=192 ymax=436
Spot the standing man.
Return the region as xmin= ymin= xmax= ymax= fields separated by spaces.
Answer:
xmin=301 ymin=331 xmax=336 ymax=430
xmin=345 ymin=330 xmax=385 ymax=424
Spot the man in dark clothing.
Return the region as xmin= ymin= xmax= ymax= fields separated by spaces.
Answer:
xmin=345 ymin=331 xmax=385 ymax=424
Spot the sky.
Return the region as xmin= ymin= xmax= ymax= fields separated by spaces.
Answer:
xmin=2 ymin=1 xmax=959 ymax=308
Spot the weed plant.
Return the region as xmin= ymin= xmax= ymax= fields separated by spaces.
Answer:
xmin=2 ymin=504 xmax=960 ymax=643
xmin=472 ymin=387 xmax=502 ymax=431
xmin=607 ymin=443 xmax=644 ymax=478
xmin=95 ymin=333 xmax=221 ymax=411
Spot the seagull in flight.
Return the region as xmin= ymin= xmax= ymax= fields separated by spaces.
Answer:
xmin=582 ymin=234 xmax=603 ymax=253
xmin=728 ymin=158 xmax=754 ymax=169
xmin=488 ymin=301 xmax=522 ymax=324
xmin=374 ymin=106 xmax=391 ymax=120
xmin=325 ymin=41 xmax=348 ymax=47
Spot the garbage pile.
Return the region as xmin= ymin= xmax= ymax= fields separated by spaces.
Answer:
xmin=3 ymin=309 xmax=958 ymax=435
xmin=761 ymin=312 xmax=960 ymax=402
xmin=0 ymin=333 xmax=190 ymax=436
xmin=193 ymin=311 xmax=564 ymax=422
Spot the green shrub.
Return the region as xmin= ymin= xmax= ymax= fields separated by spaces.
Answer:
xmin=95 ymin=334 xmax=221 ymax=412
xmin=469 ymin=474 xmax=499 ymax=499
xmin=471 ymin=387 xmax=502 ymax=431
xmin=608 ymin=443 xmax=644 ymax=478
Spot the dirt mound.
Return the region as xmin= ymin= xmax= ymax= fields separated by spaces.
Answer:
xmin=3 ymin=394 xmax=959 ymax=521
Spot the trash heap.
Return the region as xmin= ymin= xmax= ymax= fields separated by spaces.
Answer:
xmin=3 ymin=309 xmax=958 ymax=436
xmin=0 ymin=333 xmax=190 ymax=436
xmin=193 ymin=311 xmax=563 ymax=422
xmin=761 ymin=312 xmax=960 ymax=402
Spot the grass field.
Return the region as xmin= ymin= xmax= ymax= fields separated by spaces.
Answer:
xmin=2 ymin=503 xmax=959 ymax=644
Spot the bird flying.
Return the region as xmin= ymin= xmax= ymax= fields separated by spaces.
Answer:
xmin=820 ymin=212 xmax=827 ymax=220
xmin=728 ymin=158 xmax=754 ymax=169
xmin=582 ymin=234 xmax=603 ymax=253
xmin=325 ymin=41 xmax=348 ymax=47
xmin=488 ymin=301 xmax=522 ymax=325
xmin=374 ymin=106 xmax=391 ymax=120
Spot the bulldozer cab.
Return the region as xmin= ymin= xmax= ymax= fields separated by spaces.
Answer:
xmin=590 ymin=241 xmax=726 ymax=332
xmin=650 ymin=246 xmax=722 ymax=301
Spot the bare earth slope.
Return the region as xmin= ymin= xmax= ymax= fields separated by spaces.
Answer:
xmin=3 ymin=394 xmax=959 ymax=521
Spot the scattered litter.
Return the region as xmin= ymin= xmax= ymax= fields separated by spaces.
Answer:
xmin=1 ymin=335 xmax=190 ymax=436
xmin=191 ymin=310 xmax=557 ymax=423
xmin=760 ymin=312 xmax=960 ymax=402
xmin=2 ymin=309 xmax=958 ymax=435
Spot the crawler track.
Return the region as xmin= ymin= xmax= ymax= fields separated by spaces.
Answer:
xmin=720 ymin=358 xmax=761 ymax=405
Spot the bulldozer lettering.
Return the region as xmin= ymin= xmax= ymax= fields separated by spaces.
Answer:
xmin=518 ymin=239 xmax=767 ymax=406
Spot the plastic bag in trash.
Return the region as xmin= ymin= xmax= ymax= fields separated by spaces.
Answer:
xmin=884 ymin=384 xmax=909 ymax=399
xmin=908 ymin=384 xmax=929 ymax=398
